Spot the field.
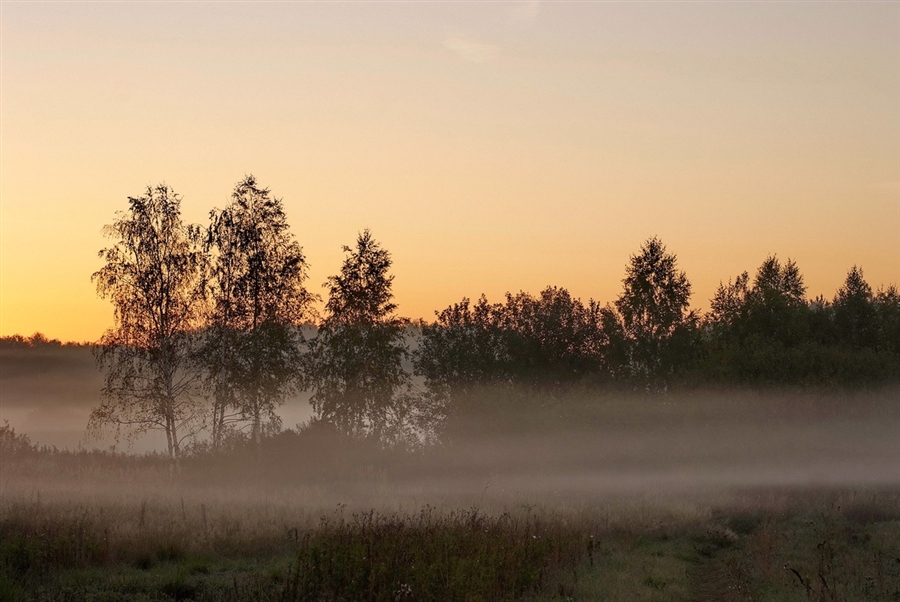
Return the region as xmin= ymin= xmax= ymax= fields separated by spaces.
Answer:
xmin=2 ymin=389 xmax=899 ymax=601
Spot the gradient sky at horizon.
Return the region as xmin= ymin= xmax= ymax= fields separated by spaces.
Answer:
xmin=1 ymin=1 xmax=898 ymax=342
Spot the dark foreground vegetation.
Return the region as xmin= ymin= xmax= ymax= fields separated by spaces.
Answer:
xmin=1 ymin=482 xmax=898 ymax=602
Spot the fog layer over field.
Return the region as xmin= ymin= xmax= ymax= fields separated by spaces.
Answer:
xmin=0 ymin=344 xmax=312 ymax=452
xmin=434 ymin=390 xmax=900 ymax=497
xmin=3 ymin=368 xmax=899 ymax=601
xmin=2 ymin=374 xmax=897 ymax=503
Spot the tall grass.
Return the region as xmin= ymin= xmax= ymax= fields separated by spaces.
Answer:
xmin=1 ymin=489 xmax=898 ymax=601
xmin=0 ymin=496 xmax=588 ymax=601
xmin=283 ymin=506 xmax=583 ymax=601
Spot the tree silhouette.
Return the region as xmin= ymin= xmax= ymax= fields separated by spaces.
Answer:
xmin=307 ymin=231 xmax=420 ymax=444
xmin=201 ymin=175 xmax=315 ymax=450
xmin=500 ymin=287 xmax=604 ymax=385
xmin=90 ymin=185 xmax=206 ymax=463
xmin=416 ymin=287 xmax=606 ymax=405
xmin=704 ymin=256 xmax=820 ymax=384
xmin=743 ymin=256 xmax=808 ymax=346
xmin=708 ymin=272 xmax=751 ymax=337
xmin=874 ymin=285 xmax=900 ymax=355
xmin=709 ymin=256 xmax=808 ymax=348
xmin=606 ymin=237 xmax=696 ymax=386
xmin=415 ymin=295 xmax=509 ymax=402
xmin=832 ymin=266 xmax=877 ymax=349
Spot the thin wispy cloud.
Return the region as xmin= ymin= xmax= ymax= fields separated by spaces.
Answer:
xmin=510 ymin=0 xmax=541 ymax=26
xmin=443 ymin=32 xmax=500 ymax=64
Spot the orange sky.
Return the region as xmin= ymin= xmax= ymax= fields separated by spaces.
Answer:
xmin=1 ymin=2 xmax=898 ymax=342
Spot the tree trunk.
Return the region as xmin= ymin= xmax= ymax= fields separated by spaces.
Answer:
xmin=165 ymin=420 xmax=175 ymax=461
xmin=212 ymin=329 xmax=228 ymax=452
xmin=252 ymin=390 xmax=262 ymax=460
xmin=212 ymin=388 xmax=225 ymax=452
xmin=162 ymin=338 xmax=181 ymax=472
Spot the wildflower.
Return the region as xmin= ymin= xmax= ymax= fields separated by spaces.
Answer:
xmin=394 ymin=583 xmax=413 ymax=600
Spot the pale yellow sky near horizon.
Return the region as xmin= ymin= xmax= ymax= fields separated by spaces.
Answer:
xmin=1 ymin=1 xmax=898 ymax=342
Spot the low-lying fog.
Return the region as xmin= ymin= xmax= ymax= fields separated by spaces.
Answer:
xmin=0 ymin=344 xmax=312 ymax=452
xmin=438 ymin=393 xmax=899 ymax=496
xmin=2 ymin=344 xmax=898 ymax=500
xmin=0 ymin=396 xmax=314 ymax=454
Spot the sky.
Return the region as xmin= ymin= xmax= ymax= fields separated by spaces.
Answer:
xmin=1 ymin=1 xmax=898 ymax=343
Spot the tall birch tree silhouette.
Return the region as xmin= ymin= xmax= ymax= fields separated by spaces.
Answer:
xmin=201 ymin=175 xmax=315 ymax=450
xmin=90 ymin=185 xmax=206 ymax=463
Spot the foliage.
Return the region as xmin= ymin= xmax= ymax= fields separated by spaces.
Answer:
xmin=416 ymin=287 xmax=609 ymax=438
xmin=0 ymin=422 xmax=37 ymax=458
xmin=501 ymin=286 xmax=606 ymax=385
xmin=833 ymin=265 xmax=877 ymax=349
xmin=307 ymin=231 xmax=423 ymax=445
xmin=417 ymin=242 xmax=900 ymax=399
xmin=605 ymin=237 xmax=698 ymax=387
xmin=874 ymin=285 xmax=900 ymax=355
xmin=200 ymin=175 xmax=315 ymax=449
xmin=90 ymin=184 xmax=206 ymax=462
xmin=65 ymin=186 xmax=900 ymax=456
xmin=416 ymin=287 xmax=605 ymax=401
xmin=0 ymin=333 xmax=69 ymax=349
xmin=415 ymin=295 xmax=510 ymax=401
xmin=742 ymin=255 xmax=808 ymax=346
xmin=704 ymin=260 xmax=900 ymax=385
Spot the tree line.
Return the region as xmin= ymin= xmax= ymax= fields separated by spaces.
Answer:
xmin=0 ymin=333 xmax=90 ymax=348
xmin=87 ymin=177 xmax=900 ymax=462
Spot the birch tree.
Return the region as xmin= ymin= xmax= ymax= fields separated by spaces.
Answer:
xmin=90 ymin=184 xmax=206 ymax=463
xmin=201 ymin=176 xmax=315 ymax=450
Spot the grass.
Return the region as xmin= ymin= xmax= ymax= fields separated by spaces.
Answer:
xmin=1 ymin=488 xmax=898 ymax=601
xmin=0 ymin=497 xmax=582 ymax=601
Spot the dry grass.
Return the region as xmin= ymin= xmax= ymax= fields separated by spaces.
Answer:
xmin=1 ymin=485 xmax=898 ymax=601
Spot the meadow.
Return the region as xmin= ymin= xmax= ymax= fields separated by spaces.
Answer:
xmin=2 ymin=388 xmax=898 ymax=601
xmin=2 ymin=483 xmax=898 ymax=601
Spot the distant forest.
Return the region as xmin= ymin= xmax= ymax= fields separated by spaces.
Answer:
xmin=3 ymin=176 xmax=898 ymax=460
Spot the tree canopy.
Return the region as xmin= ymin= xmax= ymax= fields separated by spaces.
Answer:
xmin=306 ymin=230 xmax=422 ymax=445
xmin=606 ymin=237 xmax=697 ymax=386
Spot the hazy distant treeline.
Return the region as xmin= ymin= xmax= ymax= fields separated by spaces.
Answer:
xmin=0 ymin=335 xmax=99 ymax=414
xmin=4 ymin=176 xmax=898 ymax=459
